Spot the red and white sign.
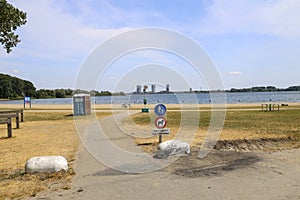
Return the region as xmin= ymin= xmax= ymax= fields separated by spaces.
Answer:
xmin=155 ymin=117 xmax=167 ymax=128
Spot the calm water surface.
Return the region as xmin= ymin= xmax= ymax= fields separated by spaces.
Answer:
xmin=1 ymin=92 xmax=300 ymax=105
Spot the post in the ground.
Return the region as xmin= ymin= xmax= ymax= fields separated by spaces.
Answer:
xmin=159 ymin=135 xmax=162 ymax=143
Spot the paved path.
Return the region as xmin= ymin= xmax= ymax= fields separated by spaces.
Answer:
xmin=29 ymin=112 xmax=300 ymax=200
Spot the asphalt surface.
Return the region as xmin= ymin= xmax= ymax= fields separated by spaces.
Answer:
xmin=28 ymin=112 xmax=300 ymax=200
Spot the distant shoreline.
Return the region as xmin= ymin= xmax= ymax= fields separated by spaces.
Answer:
xmin=0 ymin=102 xmax=300 ymax=110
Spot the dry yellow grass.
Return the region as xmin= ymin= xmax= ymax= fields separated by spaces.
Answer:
xmin=0 ymin=109 xmax=112 ymax=200
xmin=0 ymin=120 xmax=77 ymax=199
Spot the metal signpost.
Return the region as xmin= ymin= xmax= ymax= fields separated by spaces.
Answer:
xmin=153 ymin=104 xmax=169 ymax=143
xmin=24 ymin=96 xmax=31 ymax=109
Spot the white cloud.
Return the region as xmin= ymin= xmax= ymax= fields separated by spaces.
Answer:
xmin=6 ymin=0 xmax=136 ymax=62
xmin=4 ymin=0 xmax=300 ymax=90
xmin=126 ymin=50 xmax=175 ymax=65
xmin=11 ymin=69 xmax=19 ymax=74
xmin=228 ymin=71 xmax=241 ymax=75
xmin=198 ymin=0 xmax=300 ymax=37
xmin=8 ymin=0 xmax=300 ymax=62
xmin=259 ymin=0 xmax=300 ymax=37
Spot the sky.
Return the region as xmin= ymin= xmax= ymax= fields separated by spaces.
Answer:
xmin=1 ymin=0 xmax=300 ymax=92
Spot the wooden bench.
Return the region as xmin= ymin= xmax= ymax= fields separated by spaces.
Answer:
xmin=261 ymin=104 xmax=280 ymax=111
xmin=0 ymin=110 xmax=24 ymax=138
xmin=0 ymin=113 xmax=19 ymax=128
xmin=0 ymin=117 xmax=12 ymax=137
xmin=0 ymin=109 xmax=24 ymax=122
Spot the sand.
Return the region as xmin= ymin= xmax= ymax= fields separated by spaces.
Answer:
xmin=0 ymin=102 xmax=299 ymax=110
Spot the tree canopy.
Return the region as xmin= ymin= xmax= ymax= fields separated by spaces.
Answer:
xmin=0 ymin=73 xmax=35 ymax=99
xmin=0 ymin=73 xmax=114 ymax=99
xmin=0 ymin=0 xmax=27 ymax=53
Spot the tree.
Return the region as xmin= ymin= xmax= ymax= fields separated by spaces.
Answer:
xmin=11 ymin=77 xmax=24 ymax=98
xmin=65 ymin=89 xmax=73 ymax=96
xmin=55 ymin=89 xmax=66 ymax=98
xmin=23 ymin=80 xmax=36 ymax=97
xmin=0 ymin=76 xmax=12 ymax=98
xmin=0 ymin=0 xmax=27 ymax=53
xmin=34 ymin=89 xmax=48 ymax=99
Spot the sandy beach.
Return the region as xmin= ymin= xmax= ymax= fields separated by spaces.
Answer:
xmin=1 ymin=102 xmax=299 ymax=110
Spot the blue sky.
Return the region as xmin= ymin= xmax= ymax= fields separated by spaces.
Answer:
xmin=1 ymin=0 xmax=300 ymax=92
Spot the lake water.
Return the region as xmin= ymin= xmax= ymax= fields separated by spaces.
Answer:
xmin=1 ymin=91 xmax=300 ymax=105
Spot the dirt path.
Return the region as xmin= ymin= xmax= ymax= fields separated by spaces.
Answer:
xmin=27 ymin=113 xmax=300 ymax=200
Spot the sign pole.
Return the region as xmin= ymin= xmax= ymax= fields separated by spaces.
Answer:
xmin=159 ymin=135 xmax=162 ymax=143
xmin=153 ymin=104 xmax=168 ymax=143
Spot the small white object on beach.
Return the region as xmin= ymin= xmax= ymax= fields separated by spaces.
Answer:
xmin=25 ymin=156 xmax=68 ymax=174
xmin=155 ymin=140 xmax=190 ymax=159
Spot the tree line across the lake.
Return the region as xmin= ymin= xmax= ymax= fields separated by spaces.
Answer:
xmin=0 ymin=73 xmax=300 ymax=100
xmin=228 ymin=86 xmax=300 ymax=93
xmin=0 ymin=73 xmax=115 ymax=99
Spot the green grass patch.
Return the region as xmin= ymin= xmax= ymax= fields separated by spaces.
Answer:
xmin=129 ymin=109 xmax=300 ymax=138
xmin=224 ymin=110 xmax=300 ymax=134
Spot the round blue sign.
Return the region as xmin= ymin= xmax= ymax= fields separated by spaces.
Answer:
xmin=154 ymin=104 xmax=167 ymax=116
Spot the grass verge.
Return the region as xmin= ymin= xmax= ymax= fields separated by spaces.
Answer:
xmin=127 ymin=109 xmax=300 ymax=152
xmin=0 ymin=111 xmax=112 ymax=200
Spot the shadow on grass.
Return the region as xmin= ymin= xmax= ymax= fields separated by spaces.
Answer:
xmin=0 ymin=136 xmax=16 ymax=140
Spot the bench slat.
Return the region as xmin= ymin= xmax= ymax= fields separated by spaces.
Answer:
xmin=0 ymin=109 xmax=23 ymax=122
xmin=0 ymin=119 xmax=10 ymax=124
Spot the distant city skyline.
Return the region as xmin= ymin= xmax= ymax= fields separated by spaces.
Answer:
xmin=135 ymin=84 xmax=169 ymax=94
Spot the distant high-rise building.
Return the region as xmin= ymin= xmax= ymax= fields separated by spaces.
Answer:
xmin=166 ymin=84 xmax=170 ymax=92
xmin=136 ymin=85 xmax=142 ymax=94
xmin=190 ymin=88 xmax=193 ymax=92
xmin=151 ymin=84 xmax=156 ymax=93
xmin=143 ymin=85 xmax=148 ymax=93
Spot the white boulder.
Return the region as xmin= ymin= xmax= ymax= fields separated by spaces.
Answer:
xmin=155 ymin=140 xmax=190 ymax=159
xmin=25 ymin=156 xmax=68 ymax=174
